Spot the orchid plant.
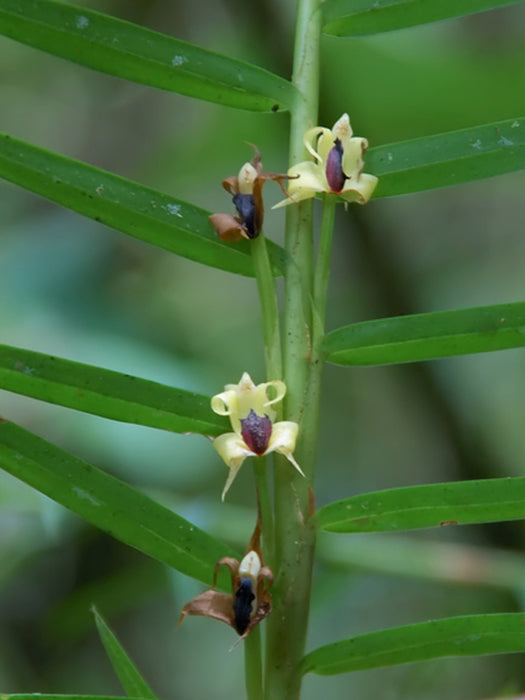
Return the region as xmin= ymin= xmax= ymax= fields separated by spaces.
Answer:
xmin=1 ymin=2 xmax=525 ymax=700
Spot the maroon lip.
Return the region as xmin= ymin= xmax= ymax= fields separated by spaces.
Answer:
xmin=241 ymin=409 xmax=272 ymax=455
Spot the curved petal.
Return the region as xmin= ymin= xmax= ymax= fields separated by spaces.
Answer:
xmin=317 ymin=128 xmax=336 ymax=164
xmin=211 ymin=389 xmax=239 ymax=418
xmin=340 ymin=173 xmax=378 ymax=205
xmin=272 ymin=162 xmax=327 ymax=209
xmin=266 ymin=421 xmax=305 ymax=476
xmin=261 ymin=379 xmax=286 ymax=409
xmin=209 ymin=213 xmax=247 ymax=242
xmin=303 ymin=127 xmax=329 ymax=162
xmin=213 ymin=432 xmax=254 ymax=500
xmin=178 ymin=589 xmax=235 ymax=629
xmin=341 ymin=137 xmax=368 ymax=178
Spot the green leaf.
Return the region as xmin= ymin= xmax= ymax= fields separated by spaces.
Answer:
xmin=0 ymin=133 xmax=286 ymax=277
xmin=93 ymin=607 xmax=158 ymax=700
xmin=367 ymin=117 xmax=525 ymax=197
xmin=0 ymin=344 xmax=228 ymax=437
xmin=302 ymin=613 xmax=525 ymax=675
xmin=322 ymin=301 xmax=525 ymax=366
xmin=316 ymin=477 xmax=525 ymax=533
xmin=2 ymin=696 xmax=148 ymax=700
xmin=322 ymin=0 xmax=523 ymax=36
xmin=0 ymin=0 xmax=297 ymax=112
xmin=0 ymin=418 xmax=240 ymax=587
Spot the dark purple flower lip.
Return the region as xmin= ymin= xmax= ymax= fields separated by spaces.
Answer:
xmin=325 ymin=138 xmax=348 ymax=193
xmin=241 ymin=409 xmax=272 ymax=455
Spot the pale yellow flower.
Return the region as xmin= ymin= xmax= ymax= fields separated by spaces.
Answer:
xmin=211 ymin=372 xmax=303 ymax=500
xmin=273 ymin=113 xmax=378 ymax=208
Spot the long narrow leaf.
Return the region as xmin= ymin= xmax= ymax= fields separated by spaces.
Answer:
xmin=368 ymin=117 xmax=525 ymax=198
xmin=302 ymin=613 xmax=525 ymax=675
xmin=0 ymin=344 xmax=228 ymax=436
xmin=322 ymin=0 xmax=523 ymax=36
xmin=0 ymin=0 xmax=297 ymax=112
xmin=2 ymin=696 xmax=148 ymax=700
xmin=316 ymin=477 xmax=525 ymax=533
xmin=94 ymin=608 xmax=158 ymax=700
xmin=0 ymin=133 xmax=285 ymax=277
xmin=322 ymin=301 xmax=525 ymax=366
xmin=0 ymin=418 xmax=239 ymax=587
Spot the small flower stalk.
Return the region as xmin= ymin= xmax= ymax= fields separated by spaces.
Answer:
xmin=210 ymin=145 xmax=292 ymax=241
xmin=273 ymin=113 xmax=378 ymax=208
xmin=211 ymin=372 xmax=303 ymax=500
xmin=178 ymin=514 xmax=273 ymax=639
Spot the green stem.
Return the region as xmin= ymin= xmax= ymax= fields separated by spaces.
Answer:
xmin=254 ymin=457 xmax=274 ymax=564
xmin=245 ymin=626 xmax=264 ymax=700
xmin=250 ymin=232 xmax=281 ymax=689
xmin=264 ymin=0 xmax=323 ymax=697
xmin=312 ymin=195 xmax=337 ymax=348
xmin=251 ymin=232 xmax=283 ymax=381
xmin=251 ymin=232 xmax=280 ymax=557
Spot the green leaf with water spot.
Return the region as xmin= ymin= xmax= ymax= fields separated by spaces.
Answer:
xmin=94 ymin=608 xmax=158 ymax=700
xmin=302 ymin=613 xmax=525 ymax=675
xmin=0 ymin=418 xmax=239 ymax=587
xmin=322 ymin=301 xmax=525 ymax=366
xmin=0 ymin=344 xmax=228 ymax=436
xmin=0 ymin=0 xmax=297 ymax=111
xmin=316 ymin=477 xmax=525 ymax=533
xmin=367 ymin=117 xmax=525 ymax=197
xmin=0 ymin=133 xmax=286 ymax=277
xmin=322 ymin=0 xmax=524 ymax=36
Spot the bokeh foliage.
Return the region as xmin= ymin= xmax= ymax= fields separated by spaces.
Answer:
xmin=1 ymin=1 xmax=525 ymax=699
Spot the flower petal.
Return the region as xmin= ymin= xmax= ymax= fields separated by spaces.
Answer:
xmin=237 ymin=162 xmax=258 ymax=195
xmin=341 ymin=137 xmax=368 ymax=178
xmin=303 ymin=126 xmax=329 ymax=162
xmin=213 ymin=432 xmax=254 ymax=500
xmin=340 ymin=173 xmax=378 ymax=204
xmin=272 ymin=162 xmax=327 ymax=209
xmin=178 ymin=589 xmax=235 ymax=629
xmin=211 ymin=389 xmax=239 ymax=418
xmin=209 ymin=213 xmax=248 ymax=242
xmin=266 ymin=421 xmax=305 ymax=476
xmin=332 ymin=113 xmax=353 ymax=145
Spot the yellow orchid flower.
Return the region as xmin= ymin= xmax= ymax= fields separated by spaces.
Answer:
xmin=211 ymin=372 xmax=303 ymax=500
xmin=273 ymin=113 xmax=378 ymax=208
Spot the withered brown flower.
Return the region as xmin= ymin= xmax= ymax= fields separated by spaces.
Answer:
xmin=178 ymin=515 xmax=273 ymax=639
xmin=210 ymin=145 xmax=292 ymax=241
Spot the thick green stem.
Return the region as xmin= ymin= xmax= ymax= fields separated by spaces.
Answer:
xmin=264 ymin=0 xmax=323 ymax=697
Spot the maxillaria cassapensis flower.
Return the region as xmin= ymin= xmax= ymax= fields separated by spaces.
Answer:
xmin=273 ymin=113 xmax=378 ymax=208
xmin=209 ymin=145 xmax=292 ymax=241
xmin=178 ymin=515 xmax=273 ymax=640
xmin=211 ymin=372 xmax=303 ymax=500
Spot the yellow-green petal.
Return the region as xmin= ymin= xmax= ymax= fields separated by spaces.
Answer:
xmin=340 ymin=173 xmax=378 ymax=204
xmin=266 ymin=421 xmax=304 ymax=476
xmin=213 ymin=432 xmax=253 ymax=500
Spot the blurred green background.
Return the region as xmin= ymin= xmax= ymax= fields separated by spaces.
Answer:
xmin=2 ymin=1 xmax=525 ymax=698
